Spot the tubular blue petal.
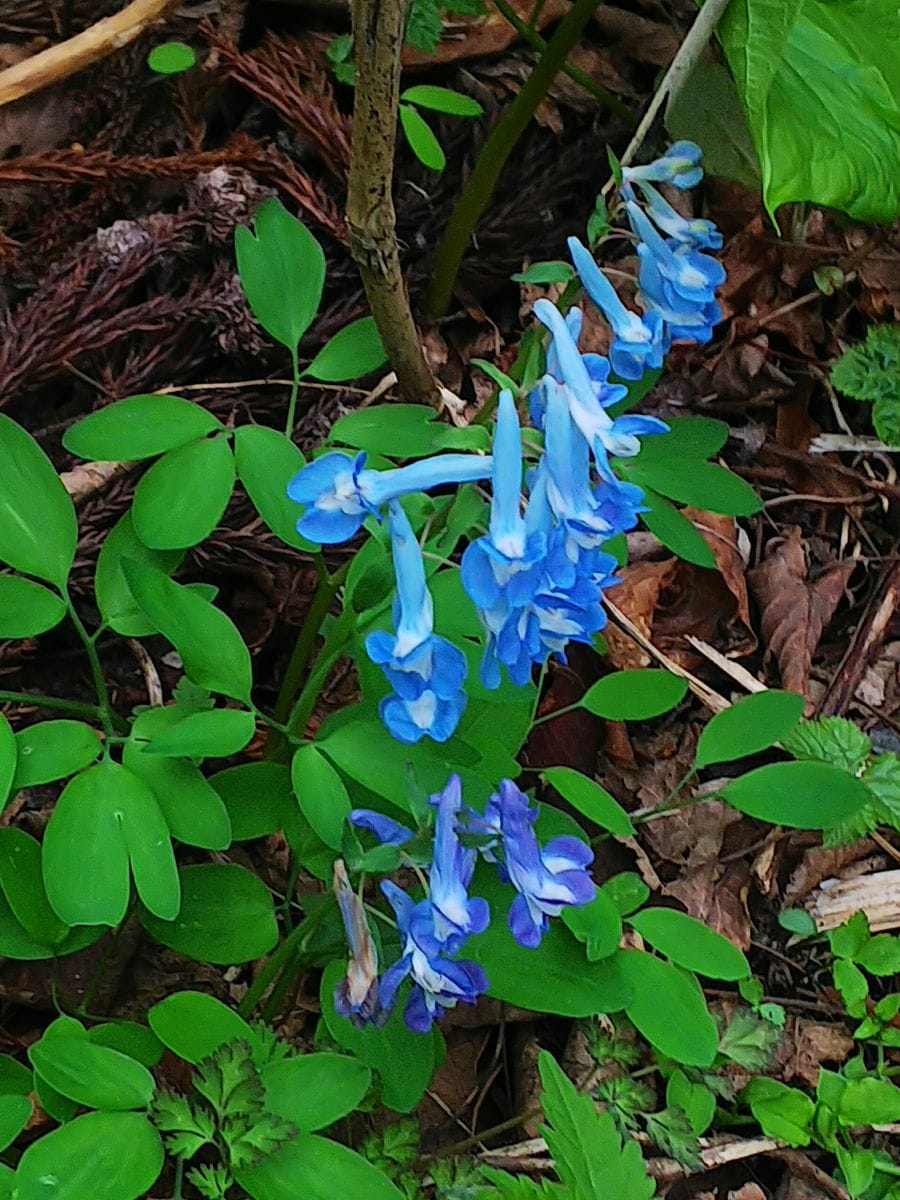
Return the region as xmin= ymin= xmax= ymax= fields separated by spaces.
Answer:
xmin=349 ymin=809 xmax=415 ymax=845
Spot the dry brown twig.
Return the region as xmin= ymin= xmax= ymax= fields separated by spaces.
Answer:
xmin=0 ymin=0 xmax=178 ymax=109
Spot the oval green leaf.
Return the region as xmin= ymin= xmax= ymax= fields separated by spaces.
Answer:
xmin=233 ymin=425 xmax=315 ymax=552
xmin=209 ymin=762 xmax=292 ymax=841
xmin=63 ymin=394 xmax=221 ymax=461
xmin=123 ymin=737 xmax=231 ymax=851
xmin=628 ymin=908 xmax=749 ymax=980
xmin=0 ymin=414 xmax=77 ymax=587
xmin=562 ymin=889 xmax=622 ymax=961
xmin=29 ymin=1037 xmax=155 ymax=1110
xmin=88 ymin=1021 xmax=164 ymax=1068
xmin=580 ymin=669 xmax=688 ymax=720
xmin=305 ymin=316 xmax=387 ymax=383
xmin=0 ymin=828 xmax=68 ymax=946
xmin=95 ymin=510 xmax=183 ymax=637
xmin=625 ymin=459 xmax=762 ymax=517
xmin=0 ymin=715 xmax=15 ymax=812
xmin=620 ymin=950 xmax=718 ymax=1066
xmin=13 ymin=720 xmax=101 ymax=790
xmin=236 ymin=1131 xmax=405 ymax=1200
xmin=141 ymin=863 xmax=277 ymax=964
xmin=148 ymin=991 xmax=254 ymax=1063
xmin=262 ymin=1053 xmax=371 ymax=1132
xmin=695 ymin=689 xmax=805 ymax=767
xmin=291 ymin=745 xmax=351 ymax=850
xmin=0 ymin=1094 xmax=31 ymax=1154
xmin=720 ymin=761 xmax=872 ymax=829
xmin=133 ymin=435 xmax=235 ymax=550
xmin=121 ymin=559 xmax=252 ymax=702
xmin=400 ymin=84 xmax=483 ymax=115
xmin=640 ymin=489 xmax=716 ymax=569
xmin=140 ymin=708 xmax=255 ymax=758
xmin=399 ymin=104 xmax=445 ymax=171
xmin=147 ymin=41 xmax=196 ymax=74
xmin=12 ymin=1110 xmax=163 ymax=1200
xmin=0 ymin=575 xmax=67 ymax=639
xmin=542 ymin=766 xmax=634 ymax=836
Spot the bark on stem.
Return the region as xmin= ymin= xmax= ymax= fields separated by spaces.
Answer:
xmin=346 ymin=0 xmax=440 ymax=407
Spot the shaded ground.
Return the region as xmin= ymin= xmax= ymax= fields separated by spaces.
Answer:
xmin=1 ymin=1 xmax=899 ymax=1196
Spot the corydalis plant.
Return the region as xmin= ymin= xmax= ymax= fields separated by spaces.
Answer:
xmin=286 ymin=142 xmax=725 ymax=746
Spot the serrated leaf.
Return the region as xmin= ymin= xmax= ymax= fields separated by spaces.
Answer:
xmin=718 ymin=1007 xmax=780 ymax=1070
xmin=537 ymin=1051 xmax=655 ymax=1200
xmin=832 ymin=325 xmax=900 ymax=405
xmin=783 ymin=715 xmax=871 ymax=774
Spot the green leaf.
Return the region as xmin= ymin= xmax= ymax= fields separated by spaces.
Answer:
xmin=743 ymin=1078 xmax=814 ymax=1146
xmin=471 ymin=358 xmax=519 ymax=394
xmin=132 ymin=435 xmax=235 ymax=551
xmin=830 ymin=911 xmax=870 ymax=960
xmin=122 ymin=560 xmax=252 ymax=702
xmin=235 ymin=198 xmax=325 ymax=351
xmin=832 ymin=325 xmax=900 ymax=406
xmin=622 ymin=459 xmax=761 ymax=516
xmin=640 ymin=490 xmax=716 ymax=569
xmin=0 ymin=716 xmax=15 ymax=812
xmin=123 ymin=710 xmax=232 ymax=851
xmin=141 ymin=863 xmax=277 ymax=963
xmin=12 ymin=720 xmax=101 ymax=789
xmin=510 ymin=261 xmax=576 ymax=285
xmin=400 ymin=84 xmax=483 ymax=116
xmin=208 ymin=762 xmax=292 ymax=841
xmin=666 ymin=59 xmax=760 ymax=189
xmin=537 ymin=1051 xmax=655 ymax=1200
xmin=580 ymin=669 xmax=688 ymax=720
xmin=305 ymin=316 xmax=387 ymax=382
xmin=399 ymin=104 xmax=445 ymax=171
xmin=233 ymin=425 xmax=316 ymax=552
xmin=631 ymin=416 xmax=729 ymax=463
xmin=29 ymin=1036 xmax=155 ymax=1110
xmin=0 ymin=1095 xmax=31 ymax=1153
xmin=542 ymin=767 xmax=634 ymax=836
xmin=838 ymin=1077 xmax=900 ymax=1126
xmin=320 ymin=961 xmax=442 ymax=1113
xmin=467 ymin=875 xmax=634 ymax=1016
xmin=779 ymin=908 xmax=817 ymax=937
xmin=328 ymin=404 xmax=489 ymax=457
xmin=0 ymin=828 xmax=68 ymax=946
xmin=719 ymin=0 xmax=900 ymax=223
xmin=148 ymin=991 xmax=253 ymax=1063
xmin=43 ymin=761 xmax=179 ymax=926
xmin=856 ymin=933 xmax=900 ymax=976
xmin=95 ymin=510 xmax=183 ymax=637
xmin=0 ymin=414 xmax=78 ymax=588
xmin=64 ymin=394 xmax=222 ymax=461
xmin=836 ymin=1146 xmax=875 ymax=1199
xmin=148 ymin=41 xmax=196 ymax=74
xmin=0 ymin=575 xmax=67 ymax=638
xmin=88 ymin=1022 xmax=164 ymax=1068
xmin=628 ymin=908 xmax=749 ymax=980
xmin=720 ymin=761 xmax=872 ymax=829
xmin=834 ymin=957 xmax=869 ymax=1016
xmin=695 ymin=689 xmax=805 ymax=768
xmin=140 ymin=707 xmax=255 ymax=758
xmin=0 ymin=1053 xmax=36 ymax=1096
xmin=667 ymin=1070 xmax=715 ymax=1136
xmin=236 ymin=1132 xmax=406 ymax=1200
xmin=291 ymin=744 xmax=351 ymax=850
xmin=600 ymin=872 xmax=649 ymax=917
xmin=782 ymin=714 xmax=872 ymax=774
xmin=262 ymin=1053 xmax=371 ymax=1132
xmin=562 ymin=890 xmax=622 ymax=962
xmin=619 ymin=951 xmax=718 ymax=1066
xmin=12 ymin=1111 xmax=163 ymax=1200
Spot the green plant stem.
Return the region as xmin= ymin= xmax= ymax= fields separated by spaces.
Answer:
xmin=424 ymin=0 xmax=610 ymax=321
xmin=238 ymin=900 xmax=332 ymax=1019
xmin=284 ymin=346 xmax=301 ymax=437
xmin=492 ymin=0 xmax=632 ymax=115
xmin=0 ymin=689 xmax=107 ymax=723
xmin=285 ymin=607 xmax=357 ymax=740
xmin=65 ymin=597 xmax=116 ymax=741
xmin=272 ymin=562 xmax=350 ymax=728
xmin=531 ymin=699 xmax=582 ymax=726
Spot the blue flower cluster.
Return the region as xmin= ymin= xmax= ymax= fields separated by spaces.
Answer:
xmin=336 ymin=774 xmax=595 ymax=1032
xmin=286 ymin=142 xmax=723 ymax=746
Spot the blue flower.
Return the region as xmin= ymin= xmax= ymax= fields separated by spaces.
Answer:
xmin=288 ymin=450 xmax=493 ymax=544
xmin=461 ymin=390 xmax=547 ymax=612
xmin=378 ymin=883 xmax=489 ymax=1032
xmin=533 ymin=299 xmax=668 ymax=465
xmin=623 ymin=140 xmax=703 ymax=190
xmin=349 ymin=809 xmax=415 ymax=846
xmin=630 ymin=181 xmax=722 ymax=251
xmin=428 ymin=775 xmax=490 ymax=944
xmin=365 ymin=500 xmax=468 ymax=744
xmin=480 ymin=780 xmax=595 ymax=948
xmin=567 ymin=237 xmax=669 ymax=381
xmin=333 ymin=859 xmax=386 ymax=1028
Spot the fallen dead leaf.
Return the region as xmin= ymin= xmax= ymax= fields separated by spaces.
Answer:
xmin=784 ymin=842 xmax=878 ymax=907
xmin=774 ymin=1018 xmax=853 ymax=1088
xmin=729 ymin=1186 xmax=768 ymax=1200
xmin=748 ymin=527 xmax=855 ymax=699
xmin=401 ymin=0 xmax=569 ymax=66
xmin=605 ymin=560 xmax=677 ymax=670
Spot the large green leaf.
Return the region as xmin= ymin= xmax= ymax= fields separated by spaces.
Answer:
xmin=132 ymin=435 xmax=235 ymax=550
xmin=291 ymin=744 xmax=351 ymax=850
xmin=620 ymin=951 xmax=718 ymax=1067
xmin=95 ymin=511 xmax=183 ymax=637
xmin=0 ymin=828 xmax=68 ymax=947
xmin=720 ymin=761 xmax=872 ymax=829
xmin=122 ymin=560 xmax=252 ymax=702
xmin=43 ymin=762 xmax=179 ymax=926
xmin=305 ymin=316 xmax=387 ymax=382
xmin=233 ymin=425 xmax=316 ymax=552
xmin=0 ymin=415 xmax=77 ymax=588
xmin=719 ymin=0 xmax=900 ymax=222
xmin=29 ymin=1036 xmax=155 ymax=1110
xmin=627 ymin=908 xmax=749 ymax=980
xmin=11 ymin=1111 xmax=163 ymax=1200
xmin=0 ymin=575 xmax=67 ymax=639
xmin=0 ymin=716 xmax=15 ymax=812
xmin=63 ymin=394 xmax=222 ymax=461
xmin=234 ymin=198 xmax=325 ymax=351
xmin=12 ymin=720 xmax=101 ymax=790
xmin=262 ymin=1053 xmax=371 ymax=1132
xmin=695 ymin=689 xmax=805 ymax=768
xmin=236 ymin=1132 xmax=405 ymax=1200
xmin=148 ymin=991 xmax=254 ymax=1063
